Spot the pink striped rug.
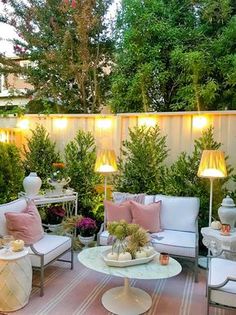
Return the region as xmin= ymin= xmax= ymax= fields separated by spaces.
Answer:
xmin=10 ymin=256 xmax=235 ymax=315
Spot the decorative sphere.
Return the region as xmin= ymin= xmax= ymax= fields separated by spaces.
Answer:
xmin=118 ymin=252 xmax=132 ymax=261
xmin=210 ymin=221 xmax=222 ymax=230
xmin=143 ymin=246 xmax=155 ymax=257
xmin=107 ymin=252 xmax=118 ymax=261
xmin=135 ymin=250 xmax=147 ymax=259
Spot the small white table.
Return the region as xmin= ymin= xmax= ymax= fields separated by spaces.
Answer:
xmin=0 ymin=248 xmax=32 ymax=312
xmin=19 ymin=191 xmax=78 ymax=216
xmin=201 ymin=227 xmax=236 ymax=259
xmin=78 ymin=246 xmax=182 ymax=315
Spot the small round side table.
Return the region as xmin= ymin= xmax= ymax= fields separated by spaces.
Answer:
xmin=0 ymin=248 xmax=32 ymax=312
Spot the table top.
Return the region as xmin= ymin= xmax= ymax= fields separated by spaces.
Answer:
xmin=78 ymin=246 xmax=182 ymax=280
xmin=201 ymin=227 xmax=236 ymax=240
xmin=0 ymin=248 xmax=28 ymax=260
xmin=19 ymin=191 xmax=77 ymax=204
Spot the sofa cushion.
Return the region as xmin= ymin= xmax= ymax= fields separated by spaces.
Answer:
xmin=112 ymin=192 xmax=146 ymax=204
xmin=0 ymin=198 xmax=27 ymax=236
xmin=209 ymin=257 xmax=236 ymax=307
xmin=143 ymin=195 xmax=156 ymax=205
xmin=154 ymin=195 xmax=199 ymax=232
xmin=130 ymin=200 xmax=162 ymax=233
xmin=150 ymin=230 xmax=196 ymax=257
xmin=104 ymin=200 xmax=132 ymax=224
xmin=5 ymin=201 xmax=44 ymax=245
xmin=29 ymin=234 xmax=72 ymax=267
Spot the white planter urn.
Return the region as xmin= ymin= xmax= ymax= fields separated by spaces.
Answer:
xmin=218 ymin=196 xmax=236 ymax=231
xmin=23 ymin=172 xmax=42 ymax=197
xmin=78 ymin=235 xmax=95 ymax=248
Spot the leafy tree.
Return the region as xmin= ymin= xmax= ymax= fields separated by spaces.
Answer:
xmin=114 ymin=125 xmax=168 ymax=194
xmin=64 ymin=130 xmax=101 ymax=216
xmin=111 ymin=0 xmax=236 ymax=112
xmin=0 ymin=0 xmax=113 ymax=113
xmin=0 ymin=143 xmax=24 ymax=203
xmin=23 ymin=124 xmax=60 ymax=187
xmin=165 ymin=127 xmax=233 ymax=230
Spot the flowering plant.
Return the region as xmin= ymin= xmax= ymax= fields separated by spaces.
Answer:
xmin=51 ymin=162 xmax=66 ymax=182
xmin=46 ymin=205 xmax=66 ymax=224
xmin=76 ymin=217 xmax=97 ymax=237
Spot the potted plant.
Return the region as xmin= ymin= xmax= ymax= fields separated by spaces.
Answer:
xmin=76 ymin=217 xmax=97 ymax=247
xmin=41 ymin=205 xmax=66 ymax=232
xmin=47 ymin=162 xmax=71 ymax=194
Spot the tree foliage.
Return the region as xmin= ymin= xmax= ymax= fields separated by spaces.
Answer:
xmin=23 ymin=124 xmax=60 ymax=187
xmin=0 ymin=143 xmax=24 ymax=203
xmin=111 ymin=0 xmax=236 ymax=112
xmin=0 ymin=0 xmax=113 ymax=113
xmin=114 ymin=125 xmax=168 ymax=194
xmin=165 ymin=126 xmax=233 ymax=229
xmin=64 ymin=129 xmax=101 ymax=216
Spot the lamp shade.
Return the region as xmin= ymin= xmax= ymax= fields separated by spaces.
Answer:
xmin=197 ymin=150 xmax=227 ymax=178
xmin=94 ymin=149 xmax=118 ymax=173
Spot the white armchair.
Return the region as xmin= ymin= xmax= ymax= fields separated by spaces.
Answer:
xmin=0 ymin=198 xmax=73 ymax=296
xmin=207 ymin=250 xmax=236 ymax=314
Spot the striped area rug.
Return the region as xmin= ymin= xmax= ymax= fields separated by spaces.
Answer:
xmin=11 ymin=256 xmax=235 ymax=315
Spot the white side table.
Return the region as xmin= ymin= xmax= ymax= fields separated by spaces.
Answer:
xmin=0 ymin=248 xmax=32 ymax=312
xmin=201 ymin=227 xmax=236 ymax=259
xmin=19 ymin=191 xmax=78 ymax=216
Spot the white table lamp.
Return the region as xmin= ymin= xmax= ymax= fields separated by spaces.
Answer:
xmin=94 ymin=149 xmax=117 ymax=200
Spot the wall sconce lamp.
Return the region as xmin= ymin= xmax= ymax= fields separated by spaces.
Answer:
xmin=192 ymin=115 xmax=208 ymax=129
xmin=17 ymin=118 xmax=29 ymax=130
xmin=138 ymin=117 xmax=156 ymax=128
xmin=96 ymin=118 xmax=112 ymax=130
xmin=53 ymin=118 xmax=68 ymax=129
xmin=198 ymin=150 xmax=227 ymax=226
xmin=94 ymin=149 xmax=117 ymax=200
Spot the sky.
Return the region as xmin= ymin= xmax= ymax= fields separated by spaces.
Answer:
xmin=0 ymin=0 xmax=120 ymax=56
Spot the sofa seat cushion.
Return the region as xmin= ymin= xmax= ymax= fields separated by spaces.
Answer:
xmin=99 ymin=229 xmax=196 ymax=258
xmin=209 ymin=258 xmax=236 ymax=307
xmin=150 ymin=230 xmax=196 ymax=258
xmin=29 ymin=234 xmax=72 ymax=267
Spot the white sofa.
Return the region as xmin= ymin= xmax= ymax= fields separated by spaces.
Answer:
xmin=0 ymin=198 xmax=73 ymax=296
xmin=98 ymin=194 xmax=200 ymax=281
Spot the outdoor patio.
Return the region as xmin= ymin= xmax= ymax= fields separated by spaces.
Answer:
xmin=0 ymin=0 xmax=236 ymax=314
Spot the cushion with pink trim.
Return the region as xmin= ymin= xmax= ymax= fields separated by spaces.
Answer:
xmin=5 ymin=201 xmax=44 ymax=245
xmin=130 ymin=200 xmax=162 ymax=233
xmin=104 ymin=200 xmax=132 ymax=224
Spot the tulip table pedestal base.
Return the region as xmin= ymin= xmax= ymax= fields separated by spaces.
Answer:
xmin=102 ymin=277 xmax=152 ymax=315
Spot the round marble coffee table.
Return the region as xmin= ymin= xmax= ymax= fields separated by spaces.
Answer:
xmin=78 ymin=246 xmax=182 ymax=315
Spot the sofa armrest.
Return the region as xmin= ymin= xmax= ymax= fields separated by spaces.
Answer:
xmin=97 ymin=223 xmax=105 ymax=246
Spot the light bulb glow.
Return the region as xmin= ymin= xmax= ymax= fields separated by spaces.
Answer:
xmin=192 ymin=116 xmax=208 ymax=129
xmin=53 ymin=118 xmax=68 ymax=129
xmin=138 ymin=117 xmax=156 ymax=128
xmin=96 ymin=118 xmax=112 ymax=129
xmin=17 ymin=119 xmax=29 ymax=130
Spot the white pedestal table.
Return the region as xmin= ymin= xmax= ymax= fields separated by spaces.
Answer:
xmin=78 ymin=246 xmax=182 ymax=315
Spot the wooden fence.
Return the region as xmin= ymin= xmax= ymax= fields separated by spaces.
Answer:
xmin=0 ymin=111 xmax=236 ymax=187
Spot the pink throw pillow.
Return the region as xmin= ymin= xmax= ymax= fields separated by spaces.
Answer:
xmin=5 ymin=202 xmax=44 ymax=245
xmin=130 ymin=200 xmax=162 ymax=233
xmin=104 ymin=200 xmax=132 ymax=224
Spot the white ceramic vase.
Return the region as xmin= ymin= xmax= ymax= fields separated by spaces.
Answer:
xmin=23 ymin=172 xmax=42 ymax=197
xmin=218 ymin=196 xmax=236 ymax=231
xmin=78 ymin=235 xmax=95 ymax=248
